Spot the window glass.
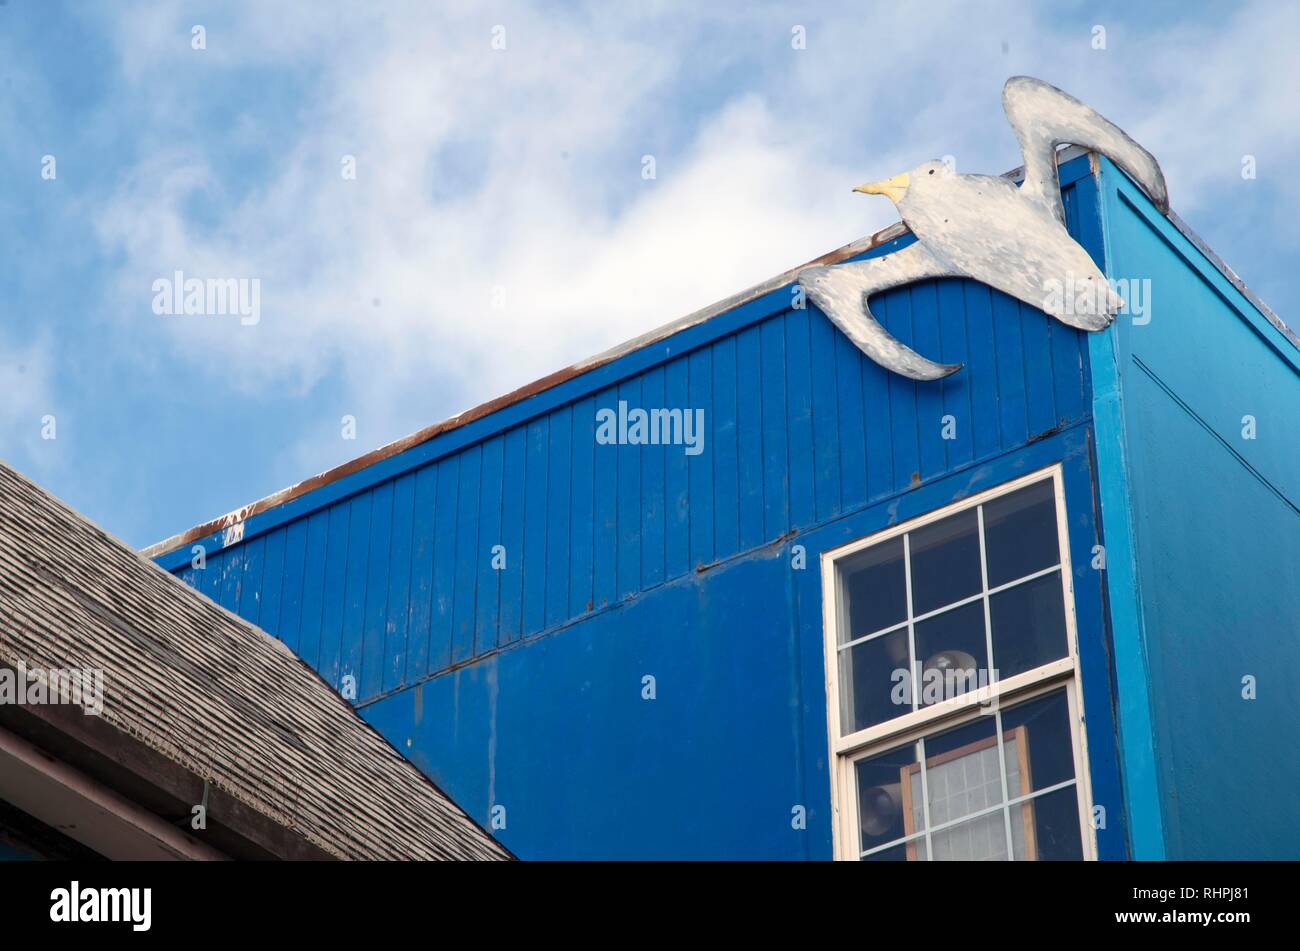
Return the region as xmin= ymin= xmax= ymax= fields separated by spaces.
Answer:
xmin=831 ymin=476 xmax=1088 ymax=861
xmin=927 ymin=810 xmax=1013 ymax=861
xmin=841 ymin=537 xmax=906 ymax=641
xmin=854 ymin=741 xmax=921 ymax=856
xmin=839 ymin=627 xmax=911 ymax=734
xmin=919 ymin=716 xmax=1000 ymax=828
xmin=999 ymin=689 xmax=1075 ymax=794
xmin=913 ymin=600 xmax=988 ymax=707
xmin=1010 ymin=785 xmax=1084 ymax=860
xmin=983 ymin=479 xmax=1060 ymax=587
xmin=849 ymin=688 xmax=1080 ymax=861
xmin=989 ymin=571 xmax=1067 ymax=679
xmin=909 ymin=508 xmax=981 ymax=615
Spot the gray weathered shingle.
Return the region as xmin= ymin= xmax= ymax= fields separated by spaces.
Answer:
xmin=0 ymin=461 xmax=509 ymax=860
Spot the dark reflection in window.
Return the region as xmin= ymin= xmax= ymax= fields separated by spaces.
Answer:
xmin=984 ymin=479 xmax=1060 ymax=587
xmin=1000 ymin=689 xmax=1075 ymax=793
xmin=841 ymin=537 xmax=906 ymax=641
xmin=990 ymin=570 xmax=1067 ymax=678
xmin=1011 ymin=785 xmax=1084 ymax=860
xmin=840 ymin=627 xmax=911 ymax=734
xmin=909 ymin=508 xmax=982 ymax=616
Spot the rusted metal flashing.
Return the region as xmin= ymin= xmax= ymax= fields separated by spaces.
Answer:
xmin=144 ymin=145 xmax=1295 ymax=559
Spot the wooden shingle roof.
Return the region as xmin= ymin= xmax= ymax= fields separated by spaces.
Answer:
xmin=0 ymin=461 xmax=509 ymax=860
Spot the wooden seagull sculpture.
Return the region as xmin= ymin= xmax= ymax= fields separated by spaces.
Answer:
xmin=798 ymin=76 xmax=1169 ymax=380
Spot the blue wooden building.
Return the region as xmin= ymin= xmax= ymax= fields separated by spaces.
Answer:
xmin=148 ymin=148 xmax=1299 ymax=860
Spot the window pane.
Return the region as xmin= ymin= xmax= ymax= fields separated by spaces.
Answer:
xmin=909 ymin=508 xmax=982 ymax=616
xmin=919 ymin=716 xmax=1000 ymax=827
xmin=1010 ymin=785 xmax=1084 ymax=860
xmin=839 ymin=627 xmax=911 ymax=734
xmin=989 ymin=570 xmax=1068 ymax=679
xmin=854 ymin=741 xmax=921 ymax=854
xmin=927 ymin=810 xmax=1011 ymax=861
xmin=913 ymin=600 xmax=988 ymax=708
xmin=840 ymin=537 xmax=906 ymax=641
xmin=1000 ymin=689 xmax=1076 ymax=795
xmin=983 ymin=479 xmax=1060 ymax=587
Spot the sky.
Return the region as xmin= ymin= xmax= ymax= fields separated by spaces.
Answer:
xmin=1 ymin=0 xmax=1296 ymax=549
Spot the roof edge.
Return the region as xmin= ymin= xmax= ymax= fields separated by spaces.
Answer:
xmin=143 ymin=219 xmax=915 ymax=559
xmin=144 ymin=144 xmax=1295 ymax=559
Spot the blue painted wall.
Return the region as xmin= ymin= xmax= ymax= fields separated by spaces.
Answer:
xmin=158 ymin=156 xmax=1132 ymax=858
xmin=1091 ymin=157 xmax=1300 ymax=860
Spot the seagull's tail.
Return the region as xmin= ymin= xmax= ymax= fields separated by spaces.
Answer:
xmin=1003 ymin=76 xmax=1169 ymax=218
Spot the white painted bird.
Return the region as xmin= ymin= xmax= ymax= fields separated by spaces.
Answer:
xmin=799 ymin=76 xmax=1169 ymax=380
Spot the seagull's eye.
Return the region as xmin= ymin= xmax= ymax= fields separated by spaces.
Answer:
xmin=929 ymin=169 xmax=935 ymax=175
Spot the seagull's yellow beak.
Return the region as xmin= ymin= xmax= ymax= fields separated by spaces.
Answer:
xmin=853 ymin=172 xmax=910 ymax=203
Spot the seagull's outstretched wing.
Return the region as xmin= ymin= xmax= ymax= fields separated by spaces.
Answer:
xmin=798 ymin=242 xmax=962 ymax=381
xmin=1003 ymin=76 xmax=1169 ymax=223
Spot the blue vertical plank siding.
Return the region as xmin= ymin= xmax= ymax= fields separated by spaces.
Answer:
xmin=522 ymin=419 xmax=549 ymax=633
xmin=361 ymin=481 xmax=393 ymax=698
xmin=296 ymin=511 xmax=329 ymax=672
xmin=784 ymin=309 xmax=816 ymax=528
xmin=498 ymin=428 xmax=527 ymax=644
xmin=238 ymin=534 xmax=265 ymax=628
xmin=1021 ymin=289 xmax=1057 ymax=436
xmin=964 ymin=283 xmax=1001 ymax=460
xmin=591 ymin=387 xmax=620 ymax=609
xmin=615 ymin=378 xmax=642 ymax=597
xmin=405 ymin=464 xmax=437 ymax=677
xmin=384 ymin=472 xmax=415 ymax=693
xmin=759 ymin=316 xmax=790 ymax=539
xmin=807 ymin=312 xmax=841 ymax=521
xmin=834 ymin=330 xmax=869 ymax=510
xmin=156 ymin=157 xmax=1179 ymax=858
xmin=544 ymin=408 xmax=573 ymax=626
xmin=340 ymin=492 xmax=373 ymax=696
xmin=476 ymin=436 xmax=505 ymax=656
xmin=883 ymin=289 xmax=920 ymax=491
xmin=686 ymin=350 xmax=714 ymax=568
xmin=260 ymin=527 xmax=286 ymax=642
xmin=431 ymin=456 xmax=460 ymax=670
xmin=710 ymin=336 xmax=740 ymax=560
xmin=663 ymin=361 xmax=692 ymax=580
xmin=200 ymin=550 xmax=221 ymax=604
xmin=567 ymin=403 xmax=596 ymax=615
xmin=639 ymin=367 xmax=667 ymax=589
xmin=936 ymin=279 xmax=974 ymax=470
xmin=452 ymin=445 xmax=481 ymax=665
xmin=318 ymin=505 xmax=350 ymax=688
xmin=735 ymin=326 xmax=766 ymax=552
xmin=911 ymin=281 xmax=947 ymax=480
xmin=218 ymin=545 xmax=242 ymax=614
xmin=860 ymin=311 xmax=894 ymax=500
xmin=279 ymin=518 xmax=305 ymax=657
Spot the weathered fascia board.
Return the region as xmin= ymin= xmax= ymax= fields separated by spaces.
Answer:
xmin=0 ymin=682 xmax=337 ymax=861
xmin=147 ymin=149 xmax=1106 ymax=570
xmin=0 ymin=723 xmax=228 ymax=860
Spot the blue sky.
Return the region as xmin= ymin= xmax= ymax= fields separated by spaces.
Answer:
xmin=2 ymin=1 xmax=1296 ymax=549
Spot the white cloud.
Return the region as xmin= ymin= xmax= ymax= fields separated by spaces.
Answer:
xmin=86 ymin=0 xmax=1299 ymax=481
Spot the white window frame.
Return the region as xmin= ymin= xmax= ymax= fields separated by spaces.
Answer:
xmin=819 ymin=464 xmax=1097 ymax=861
